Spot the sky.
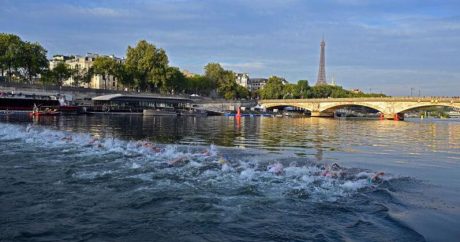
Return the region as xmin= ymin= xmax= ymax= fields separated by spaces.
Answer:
xmin=1 ymin=0 xmax=460 ymax=96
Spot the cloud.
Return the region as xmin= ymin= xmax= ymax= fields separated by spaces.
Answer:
xmin=331 ymin=66 xmax=460 ymax=96
xmin=73 ymin=7 xmax=124 ymax=17
xmin=221 ymin=62 xmax=266 ymax=72
xmin=350 ymin=13 xmax=460 ymax=38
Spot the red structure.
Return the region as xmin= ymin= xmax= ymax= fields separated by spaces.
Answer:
xmin=236 ymin=106 xmax=241 ymax=118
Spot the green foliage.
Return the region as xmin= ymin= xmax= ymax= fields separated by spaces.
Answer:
xmin=19 ymin=42 xmax=48 ymax=82
xmin=217 ymin=70 xmax=237 ymax=99
xmin=259 ymin=79 xmax=387 ymax=99
xmin=0 ymin=33 xmax=48 ymax=82
xmin=204 ymin=63 xmax=223 ymax=89
xmin=92 ymin=56 xmax=120 ymax=89
xmin=236 ymin=85 xmax=250 ymax=99
xmin=125 ymin=40 xmax=169 ymax=91
xmin=203 ymin=63 xmax=249 ymax=99
xmin=71 ymin=66 xmax=93 ymax=86
xmin=296 ymin=80 xmax=310 ymax=98
xmin=309 ymin=85 xmax=336 ymax=98
xmin=52 ymin=62 xmax=72 ymax=86
xmin=40 ymin=62 xmax=72 ymax=86
xmin=185 ymin=75 xmax=213 ymax=95
xmin=0 ymin=33 xmax=22 ymax=80
xmin=162 ymin=66 xmax=186 ymax=94
xmin=284 ymin=83 xmax=300 ymax=99
xmin=113 ymin=64 xmax=133 ymax=88
xmin=38 ymin=69 xmax=54 ymax=85
xmin=259 ymin=76 xmax=286 ymax=99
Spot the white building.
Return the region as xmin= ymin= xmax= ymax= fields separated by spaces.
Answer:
xmin=235 ymin=73 xmax=250 ymax=88
xmin=49 ymin=53 xmax=123 ymax=90
xmin=181 ymin=69 xmax=198 ymax=78
xmin=247 ymin=78 xmax=268 ymax=92
xmin=234 ymin=73 xmax=288 ymax=92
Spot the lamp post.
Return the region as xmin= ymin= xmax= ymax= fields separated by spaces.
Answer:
xmin=410 ymin=87 xmax=414 ymax=97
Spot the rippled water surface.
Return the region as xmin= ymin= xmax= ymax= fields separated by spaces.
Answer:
xmin=1 ymin=115 xmax=459 ymax=241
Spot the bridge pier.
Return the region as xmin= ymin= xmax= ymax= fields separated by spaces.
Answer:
xmin=311 ymin=111 xmax=335 ymax=118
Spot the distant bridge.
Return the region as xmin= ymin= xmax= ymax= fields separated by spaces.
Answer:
xmin=258 ymin=97 xmax=460 ymax=120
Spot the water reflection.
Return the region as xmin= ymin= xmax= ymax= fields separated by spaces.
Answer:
xmin=1 ymin=115 xmax=459 ymax=159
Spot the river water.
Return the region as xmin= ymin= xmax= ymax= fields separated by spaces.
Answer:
xmin=1 ymin=115 xmax=459 ymax=241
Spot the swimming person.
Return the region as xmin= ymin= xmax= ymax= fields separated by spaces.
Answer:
xmin=168 ymin=155 xmax=188 ymax=166
xmin=216 ymin=156 xmax=232 ymax=172
xmin=322 ymin=162 xmax=343 ymax=178
xmin=267 ymin=162 xmax=284 ymax=175
xmin=218 ymin=156 xmax=226 ymax=165
xmin=33 ymin=103 xmax=38 ymax=114
xmin=370 ymin=172 xmax=385 ymax=183
xmin=137 ymin=140 xmax=162 ymax=153
xmin=61 ymin=135 xmax=73 ymax=142
xmin=88 ymin=136 xmax=103 ymax=148
xmin=201 ymin=149 xmax=211 ymax=156
xmin=331 ymin=163 xmax=341 ymax=170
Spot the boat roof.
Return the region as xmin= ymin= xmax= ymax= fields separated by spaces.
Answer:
xmin=92 ymin=94 xmax=192 ymax=102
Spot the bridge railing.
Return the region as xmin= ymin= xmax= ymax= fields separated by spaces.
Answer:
xmin=259 ymin=97 xmax=460 ymax=103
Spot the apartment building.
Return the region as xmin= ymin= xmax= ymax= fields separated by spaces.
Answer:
xmin=49 ymin=53 xmax=122 ymax=90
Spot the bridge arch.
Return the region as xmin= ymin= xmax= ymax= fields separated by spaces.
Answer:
xmin=319 ymin=103 xmax=385 ymax=114
xmin=395 ymin=103 xmax=460 ymax=114
xmin=259 ymin=98 xmax=460 ymax=120
xmin=261 ymin=103 xmax=313 ymax=112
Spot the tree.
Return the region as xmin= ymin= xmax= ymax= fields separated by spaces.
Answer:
xmin=204 ymin=63 xmax=224 ymax=90
xmin=310 ymin=85 xmax=333 ymax=98
xmin=259 ymin=76 xmax=285 ymax=99
xmin=0 ymin=33 xmax=22 ymax=82
xmin=236 ymin=85 xmax=250 ymax=99
xmin=92 ymin=56 xmax=119 ymax=89
xmin=113 ymin=63 xmax=133 ymax=90
xmin=203 ymin=62 xmax=249 ymax=99
xmin=283 ymin=83 xmax=300 ymax=99
xmin=71 ymin=66 xmax=93 ymax=87
xmin=0 ymin=34 xmax=8 ymax=77
xmin=19 ymin=42 xmax=48 ymax=83
xmin=219 ymin=70 xmax=240 ymax=99
xmin=39 ymin=69 xmax=54 ymax=85
xmin=125 ymin=40 xmax=169 ymax=91
xmin=0 ymin=34 xmax=49 ymax=83
xmin=296 ymin=80 xmax=310 ymax=98
xmin=52 ymin=62 xmax=72 ymax=86
xmin=185 ymin=74 xmax=212 ymax=95
xmin=162 ymin=66 xmax=186 ymax=94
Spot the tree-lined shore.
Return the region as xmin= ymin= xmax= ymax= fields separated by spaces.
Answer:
xmin=0 ymin=33 xmax=385 ymax=99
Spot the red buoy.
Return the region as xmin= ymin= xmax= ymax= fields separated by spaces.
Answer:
xmin=236 ymin=106 xmax=241 ymax=118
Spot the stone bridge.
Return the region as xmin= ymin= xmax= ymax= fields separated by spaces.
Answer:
xmin=258 ymin=97 xmax=460 ymax=120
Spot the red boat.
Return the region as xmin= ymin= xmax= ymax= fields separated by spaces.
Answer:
xmin=30 ymin=110 xmax=61 ymax=117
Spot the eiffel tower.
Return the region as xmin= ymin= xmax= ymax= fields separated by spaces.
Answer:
xmin=315 ymin=38 xmax=327 ymax=86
